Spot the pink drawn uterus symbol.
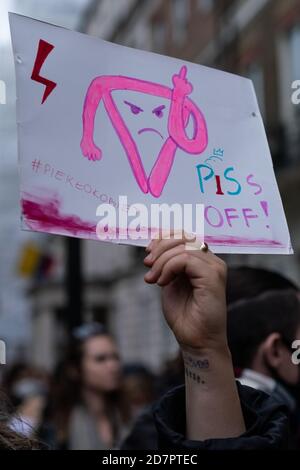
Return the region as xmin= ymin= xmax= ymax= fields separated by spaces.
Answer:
xmin=80 ymin=66 xmax=208 ymax=197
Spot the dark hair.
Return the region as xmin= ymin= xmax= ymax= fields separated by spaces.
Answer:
xmin=226 ymin=266 xmax=298 ymax=306
xmin=0 ymin=421 xmax=38 ymax=450
xmin=71 ymin=322 xmax=108 ymax=341
xmin=122 ymin=363 xmax=156 ymax=404
xmin=227 ymin=289 xmax=300 ymax=369
xmin=0 ymin=390 xmax=39 ymax=450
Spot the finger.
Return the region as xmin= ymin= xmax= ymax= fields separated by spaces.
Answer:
xmin=146 ymin=229 xmax=195 ymax=256
xmin=144 ymin=242 xmax=215 ymax=284
xmin=185 ymin=242 xmax=226 ymax=270
xmin=156 ymin=252 xmax=208 ymax=286
xmin=144 ymin=244 xmax=186 ymax=283
xmin=145 ymin=231 xmax=170 ymax=252
xmin=144 ymin=237 xmax=186 ymax=266
xmin=145 ymin=236 xmax=214 ymax=268
xmin=159 ymin=250 xmax=227 ymax=287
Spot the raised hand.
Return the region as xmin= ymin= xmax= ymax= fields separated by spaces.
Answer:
xmin=144 ymin=233 xmax=228 ymax=353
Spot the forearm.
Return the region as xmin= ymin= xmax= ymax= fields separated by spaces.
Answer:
xmin=182 ymin=345 xmax=246 ymax=441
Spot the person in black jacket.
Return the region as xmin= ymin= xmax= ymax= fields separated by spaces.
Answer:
xmin=121 ymin=233 xmax=290 ymax=450
xmin=227 ymin=290 xmax=300 ymax=448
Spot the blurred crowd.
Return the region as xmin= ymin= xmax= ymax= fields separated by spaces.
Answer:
xmin=0 ymin=264 xmax=300 ymax=450
xmin=0 ymin=321 xmax=184 ymax=450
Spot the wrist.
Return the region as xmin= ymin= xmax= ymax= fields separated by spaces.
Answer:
xmin=180 ymin=342 xmax=233 ymax=375
xmin=181 ymin=344 xmax=236 ymax=393
xmin=179 ymin=339 xmax=231 ymax=359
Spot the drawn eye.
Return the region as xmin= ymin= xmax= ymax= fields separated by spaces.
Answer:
xmin=131 ymin=105 xmax=142 ymax=115
xmin=154 ymin=109 xmax=163 ymax=118
xmin=152 ymin=105 xmax=165 ymax=118
xmin=124 ymin=100 xmax=143 ymax=115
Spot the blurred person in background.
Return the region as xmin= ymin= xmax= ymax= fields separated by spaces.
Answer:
xmin=50 ymin=323 xmax=130 ymax=450
xmin=0 ymin=391 xmax=38 ymax=450
xmin=0 ymin=365 xmax=43 ymax=450
xmin=156 ymin=354 xmax=184 ymax=397
xmin=226 ymin=266 xmax=300 ymax=446
xmin=122 ymin=363 xmax=156 ymax=419
xmin=2 ymin=362 xmax=50 ymax=442
xmin=122 ymin=264 xmax=299 ymax=449
xmin=227 ymin=289 xmax=300 ymax=448
xmin=121 ymin=355 xmax=184 ymax=450
xmin=226 ymin=266 xmax=299 ymax=306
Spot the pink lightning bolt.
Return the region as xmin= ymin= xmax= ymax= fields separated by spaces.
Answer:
xmin=31 ymin=39 xmax=57 ymax=104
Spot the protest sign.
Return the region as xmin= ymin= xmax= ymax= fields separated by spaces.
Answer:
xmin=9 ymin=13 xmax=292 ymax=253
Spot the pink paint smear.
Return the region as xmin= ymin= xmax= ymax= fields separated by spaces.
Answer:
xmin=21 ymin=193 xmax=96 ymax=237
xmin=21 ymin=193 xmax=284 ymax=249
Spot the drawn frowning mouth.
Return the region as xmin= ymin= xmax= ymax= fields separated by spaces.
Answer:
xmin=138 ymin=127 xmax=164 ymax=139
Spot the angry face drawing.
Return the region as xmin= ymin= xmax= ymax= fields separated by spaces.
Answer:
xmin=80 ymin=66 xmax=208 ymax=197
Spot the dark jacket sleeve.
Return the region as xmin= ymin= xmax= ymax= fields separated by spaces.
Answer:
xmin=152 ymin=382 xmax=290 ymax=450
xmin=120 ymin=405 xmax=158 ymax=450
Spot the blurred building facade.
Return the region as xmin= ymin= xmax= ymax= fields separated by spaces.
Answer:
xmin=0 ymin=0 xmax=98 ymax=364
xmin=29 ymin=239 xmax=176 ymax=372
xmin=27 ymin=0 xmax=300 ymax=370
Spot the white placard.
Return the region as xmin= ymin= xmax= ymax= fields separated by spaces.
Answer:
xmin=9 ymin=13 xmax=293 ymax=254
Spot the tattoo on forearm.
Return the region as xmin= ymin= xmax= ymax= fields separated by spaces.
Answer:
xmin=182 ymin=353 xmax=210 ymax=370
xmin=182 ymin=353 xmax=210 ymax=384
xmin=185 ymin=366 xmax=205 ymax=384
